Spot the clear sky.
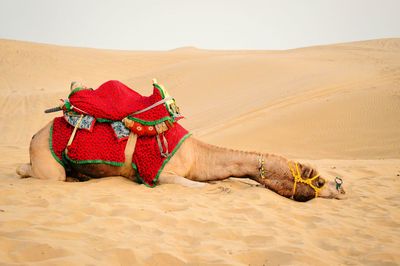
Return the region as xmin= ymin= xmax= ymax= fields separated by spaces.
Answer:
xmin=0 ymin=0 xmax=399 ymax=50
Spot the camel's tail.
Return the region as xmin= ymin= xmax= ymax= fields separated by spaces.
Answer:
xmin=16 ymin=163 xmax=33 ymax=178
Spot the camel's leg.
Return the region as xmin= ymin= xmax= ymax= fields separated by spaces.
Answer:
xmin=158 ymin=174 xmax=206 ymax=188
xmin=17 ymin=122 xmax=66 ymax=181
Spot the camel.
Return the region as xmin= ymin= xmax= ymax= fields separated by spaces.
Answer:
xmin=16 ymin=81 xmax=346 ymax=202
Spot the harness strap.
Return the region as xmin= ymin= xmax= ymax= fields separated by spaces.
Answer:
xmin=131 ymin=97 xmax=173 ymax=116
xmin=124 ymin=132 xmax=138 ymax=165
xmin=65 ymin=114 xmax=84 ymax=154
xmin=288 ymin=161 xmax=323 ymax=198
xmin=156 ymin=133 xmax=169 ymax=158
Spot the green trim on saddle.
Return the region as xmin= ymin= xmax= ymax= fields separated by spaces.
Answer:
xmin=125 ymin=115 xmax=174 ymax=126
xmin=153 ymin=82 xmax=181 ymax=119
xmin=153 ymin=83 xmax=166 ymax=98
xmin=131 ymin=163 xmax=141 ymax=184
xmin=125 ymin=81 xmax=180 ymax=126
xmin=94 ymin=114 xmax=174 ymax=126
xmin=96 ymin=118 xmax=114 ymax=123
xmin=68 ymin=87 xmax=93 ymax=98
xmin=49 ymin=123 xmax=66 ymax=167
xmin=132 ymin=133 xmax=192 ymax=188
xmin=63 ymin=152 xmax=125 ymax=167
xmin=64 ymin=100 xmax=73 ymax=112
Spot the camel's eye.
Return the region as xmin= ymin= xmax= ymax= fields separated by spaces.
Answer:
xmin=317 ymin=178 xmax=325 ymax=188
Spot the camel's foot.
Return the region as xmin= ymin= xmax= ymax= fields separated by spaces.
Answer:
xmin=16 ymin=163 xmax=32 ymax=178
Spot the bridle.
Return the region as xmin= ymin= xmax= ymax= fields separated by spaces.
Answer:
xmin=288 ymin=161 xmax=324 ymax=198
xmin=258 ymin=155 xmax=325 ymax=199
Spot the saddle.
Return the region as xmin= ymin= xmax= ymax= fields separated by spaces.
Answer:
xmin=49 ymin=80 xmax=190 ymax=187
xmin=68 ymin=79 xmax=181 ymax=121
xmin=63 ymin=79 xmax=182 ymax=136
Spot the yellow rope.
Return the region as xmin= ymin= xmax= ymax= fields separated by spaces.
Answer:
xmin=288 ymin=161 xmax=323 ymax=198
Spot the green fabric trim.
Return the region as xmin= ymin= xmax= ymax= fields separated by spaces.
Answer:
xmin=63 ymin=152 xmax=124 ymax=166
xmin=153 ymin=83 xmax=166 ymax=98
xmin=126 ymin=83 xmax=173 ymax=125
xmin=64 ymin=101 xmax=72 ymax=112
xmin=81 ymin=115 xmax=174 ymax=125
xmin=49 ymin=122 xmax=65 ymax=167
xmin=135 ymin=133 xmax=192 ymax=188
xmin=153 ymin=83 xmax=178 ymax=118
xmin=83 ymin=113 xmax=174 ymax=125
xmin=96 ymin=118 xmax=114 ymax=123
xmin=68 ymin=87 xmax=92 ymax=98
xmin=131 ymin=163 xmax=143 ymax=184
xmin=126 ymin=115 xmax=173 ymax=126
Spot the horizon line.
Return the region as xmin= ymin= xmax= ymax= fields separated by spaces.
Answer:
xmin=2 ymin=37 xmax=400 ymax=52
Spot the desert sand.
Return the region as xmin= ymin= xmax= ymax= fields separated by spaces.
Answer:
xmin=0 ymin=38 xmax=399 ymax=265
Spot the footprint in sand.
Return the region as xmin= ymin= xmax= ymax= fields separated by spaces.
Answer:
xmin=205 ymin=186 xmax=232 ymax=194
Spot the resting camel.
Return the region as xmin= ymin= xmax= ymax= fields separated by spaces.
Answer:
xmin=17 ymin=80 xmax=345 ymax=202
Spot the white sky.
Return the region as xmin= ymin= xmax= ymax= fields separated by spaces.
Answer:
xmin=0 ymin=0 xmax=399 ymax=50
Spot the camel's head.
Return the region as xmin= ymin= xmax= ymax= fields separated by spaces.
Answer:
xmin=290 ymin=162 xmax=346 ymax=202
xmin=317 ymin=176 xmax=346 ymax=200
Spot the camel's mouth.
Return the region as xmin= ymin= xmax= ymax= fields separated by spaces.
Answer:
xmin=319 ymin=179 xmax=347 ymax=200
xmin=335 ymin=188 xmax=347 ymax=200
xmin=335 ymin=186 xmax=347 ymax=199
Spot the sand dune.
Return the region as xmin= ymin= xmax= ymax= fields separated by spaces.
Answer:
xmin=0 ymin=38 xmax=399 ymax=265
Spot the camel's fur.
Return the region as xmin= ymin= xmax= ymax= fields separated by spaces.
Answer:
xmin=17 ymin=121 xmax=345 ymax=202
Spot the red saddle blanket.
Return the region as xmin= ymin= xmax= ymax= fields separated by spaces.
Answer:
xmin=50 ymin=117 xmax=190 ymax=187
xmin=69 ymin=80 xmax=174 ymax=123
xmin=50 ymin=80 xmax=189 ymax=187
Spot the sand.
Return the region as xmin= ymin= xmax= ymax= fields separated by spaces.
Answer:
xmin=0 ymin=38 xmax=399 ymax=265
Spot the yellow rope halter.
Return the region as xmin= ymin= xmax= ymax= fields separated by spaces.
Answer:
xmin=288 ymin=161 xmax=323 ymax=198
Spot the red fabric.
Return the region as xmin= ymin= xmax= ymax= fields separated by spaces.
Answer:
xmin=51 ymin=117 xmax=189 ymax=186
xmin=69 ymin=80 xmax=171 ymax=122
xmin=133 ymin=123 xmax=189 ymax=187
xmin=52 ymin=117 xmax=126 ymax=165
xmin=51 ymin=117 xmax=73 ymax=162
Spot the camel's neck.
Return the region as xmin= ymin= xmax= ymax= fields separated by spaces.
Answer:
xmin=188 ymin=139 xmax=263 ymax=181
xmin=189 ymin=139 xmax=294 ymax=198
